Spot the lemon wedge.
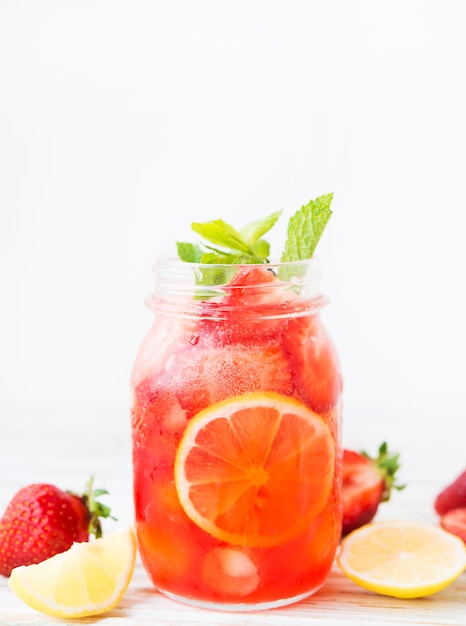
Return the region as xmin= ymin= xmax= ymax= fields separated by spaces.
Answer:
xmin=9 ymin=526 xmax=136 ymax=618
xmin=337 ymin=520 xmax=466 ymax=598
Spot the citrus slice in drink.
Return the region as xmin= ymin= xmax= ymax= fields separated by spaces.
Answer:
xmin=337 ymin=520 xmax=466 ymax=598
xmin=174 ymin=391 xmax=335 ymax=548
xmin=8 ymin=526 xmax=136 ymax=618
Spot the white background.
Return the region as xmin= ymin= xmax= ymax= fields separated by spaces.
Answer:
xmin=1 ymin=0 xmax=465 ymax=454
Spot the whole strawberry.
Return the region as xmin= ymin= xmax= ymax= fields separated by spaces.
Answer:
xmin=0 ymin=477 xmax=111 ymax=577
xmin=434 ymin=468 xmax=466 ymax=515
xmin=341 ymin=442 xmax=405 ymax=536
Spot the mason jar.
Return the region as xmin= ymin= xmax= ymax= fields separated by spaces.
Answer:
xmin=131 ymin=257 xmax=343 ymax=610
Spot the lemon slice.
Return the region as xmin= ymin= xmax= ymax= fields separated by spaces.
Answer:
xmin=8 ymin=526 xmax=136 ymax=618
xmin=337 ymin=520 xmax=466 ymax=598
xmin=175 ymin=391 xmax=335 ymax=547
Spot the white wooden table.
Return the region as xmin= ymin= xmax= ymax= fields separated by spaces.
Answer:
xmin=1 ymin=405 xmax=465 ymax=625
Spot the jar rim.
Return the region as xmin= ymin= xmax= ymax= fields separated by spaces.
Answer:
xmin=146 ymin=253 xmax=326 ymax=311
xmin=153 ymin=253 xmax=322 ymax=275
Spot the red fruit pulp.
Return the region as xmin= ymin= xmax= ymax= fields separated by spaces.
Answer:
xmin=282 ymin=315 xmax=343 ymax=414
xmin=341 ymin=450 xmax=384 ymax=536
xmin=440 ymin=508 xmax=466 ymax=543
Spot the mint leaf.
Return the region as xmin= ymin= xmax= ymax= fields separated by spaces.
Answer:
xmin=251 ymin=239 xmax=270 ymax=259
xmin=191 ymin=219 xmax=252 ymax=254
xmin=195 ymin=259 xmax=235 ymax=287
xmin=200 ymin=251 xmax=243 ymax=264
xmin=195 ymin=251 xmax=264 ymax=287
xmin=176 ymin=242 xmax=203 ymax=263
xmin=280 ymin=193 xmax=333 ymax=262
xmin=200 ymin=250 xmax=266 ymax=267
xmin=240 ymin=210 xmax=282 ymax=247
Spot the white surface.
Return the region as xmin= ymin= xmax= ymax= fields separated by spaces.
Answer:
xmin=1 ymin=1 xmax=466 ymax=443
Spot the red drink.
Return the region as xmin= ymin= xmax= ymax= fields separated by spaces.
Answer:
xmin=131 ymin=259 xmax=343 ymax=609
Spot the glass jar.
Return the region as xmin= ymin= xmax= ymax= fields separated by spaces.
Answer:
xmin=130 ymin=257 xmax=343 ymax=611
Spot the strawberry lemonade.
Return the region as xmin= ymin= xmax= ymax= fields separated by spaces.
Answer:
xmin=131 ymin=197 xmax=343 ymax=609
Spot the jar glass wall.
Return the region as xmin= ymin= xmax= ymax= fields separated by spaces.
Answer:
xmin=131 ymin=258 xmax=343 ymax=611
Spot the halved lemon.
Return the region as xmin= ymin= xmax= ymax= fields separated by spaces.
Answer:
xmin=174 ymin=391 xmax=336 ymax=547
xmin=337 ymin=520 xmax=466 ymax=598
xmin=8 ymin=526 xmax=136 ymax=618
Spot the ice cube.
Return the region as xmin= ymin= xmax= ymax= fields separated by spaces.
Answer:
xmin=202 ymin=547 xmax=260 ymax=598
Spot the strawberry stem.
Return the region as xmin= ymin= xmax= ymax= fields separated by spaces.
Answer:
xmin=363 ymin=442 xmax=406 ymax=503
xmin=71 ymin=477 xmax=115 ymax=539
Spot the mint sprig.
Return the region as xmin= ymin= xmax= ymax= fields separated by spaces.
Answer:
xmin=280 ymin=193 xmax=333 ymax=262
xmin=177 ymin=211 xmax=282 ymax=266
xmin=176 ymin=193 xmax=333 ymax=284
